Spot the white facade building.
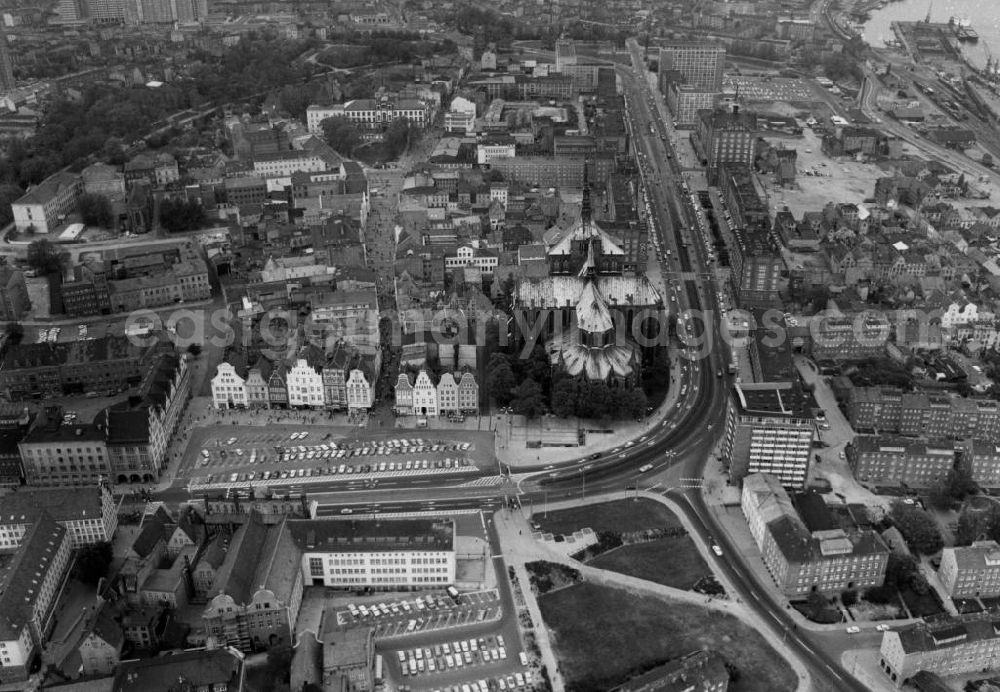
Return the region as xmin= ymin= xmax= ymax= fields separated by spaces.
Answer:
xmin=211 ymin=362 xmax=248 ymax=409
xmin=0 ymin=485 xmax=117 ymax=549
xmin=412 ymin=370 xmax=438 ymax=417
xmin=253 ymin=152 xmax=331 ymax=178
xmin=306 ymin=99 xmax=429 ymax=136
xmin=292 ymin=519 xmax=456 ymax=589
xmin=346 ymin=368 xmax=374 ymax=412
xmin=437 ymin=372 xmax=458 ymax=414
xmin=286 ymin=359 xmax=325 ymax=408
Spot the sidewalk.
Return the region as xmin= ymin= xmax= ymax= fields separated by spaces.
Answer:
xmin=493 ymin=492 xmax=813 ymax=692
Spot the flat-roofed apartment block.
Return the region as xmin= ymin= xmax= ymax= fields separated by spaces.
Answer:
xmin=741 ymin=474 xmax=889 ymax=597
xmin=879 ymin=614 xmax=1000 ymax=686
xmin=847 ymin=436 xmax=956 ymax=490
xmin=965 ymin=440 xmax=1000 ymax=488
xmin=290 ymin=519 xmax=456 ymax=589
xmin=939 ymin=541 xmax=1000 ymax=598
xmin=722 ymin=383 xmax=815 ymax=489
xmin=0 ymin=513 xmax=73 ymax=684
xmin=0 ymin=484 xmax=117 ymax=549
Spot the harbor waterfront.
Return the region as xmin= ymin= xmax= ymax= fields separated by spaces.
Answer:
xmin=862 ymin=0 xmax=1000 ymax=71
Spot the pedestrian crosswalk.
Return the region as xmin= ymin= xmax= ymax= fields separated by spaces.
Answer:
xmin=457 ymin=476 xmax=506 ymax=488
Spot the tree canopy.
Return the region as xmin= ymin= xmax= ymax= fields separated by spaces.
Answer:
xmin=889 ymin=501 xmax=944 ymax=555
xmin=74 ymin=541 xmax=113 ymax=585
xmin=159 ymin=197 xmax=207 ymax=233
xmin=78 ymin=193 xmax=114 ymax=228
xmin=321 ymin=116 xmax=362 ymax=157
xmin=26 ymin=239 xmax=68 ymax=276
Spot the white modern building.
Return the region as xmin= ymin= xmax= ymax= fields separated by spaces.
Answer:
xmin=0 ymin=514 xmax=73 ymax=684
xmin=0 ymin=484 xmax=117 ymax=549
xmin=286 ymin=359 xmax=325 ymax=408
xmin=291 ymin=519 xmax=456 ymax=589
xmin=253 ymin=151 xmax=331 ymax=178
xmin=211 ymin=362 xmax=248 ymax=409
xmin=11 ymin=171 xmax=82 ymax=234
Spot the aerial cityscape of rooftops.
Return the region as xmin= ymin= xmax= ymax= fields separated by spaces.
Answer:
xmin=7 ymin=0 xmax=1000 ymax=690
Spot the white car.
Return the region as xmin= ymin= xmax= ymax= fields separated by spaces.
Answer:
xmin=711 ymin=545 xmax=723 ymax=556
xmin=846 ymin=626 xmax=861 ymax=634
xmin=876 ymin=624 xmax=890 ymax=632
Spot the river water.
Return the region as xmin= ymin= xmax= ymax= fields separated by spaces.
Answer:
xmin=861 ymin=0 xmax=1000 ymax=71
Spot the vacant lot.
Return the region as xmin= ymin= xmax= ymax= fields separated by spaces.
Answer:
xmin=589 ymin=536 xmax=709 ymax=591
xmin=533 ymin=499 xmax=682 ymax=536
xmin=541 ymin=582 xmax=796 ymax=692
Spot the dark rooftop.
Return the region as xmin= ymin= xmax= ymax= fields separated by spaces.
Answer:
xmin=288 ymin=518 xmax=455 ymax=553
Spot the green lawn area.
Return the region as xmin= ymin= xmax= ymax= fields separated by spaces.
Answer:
xmin=539 ymin=582 xmax=796 ymax=692
xmin=533 ymin=499 xmax=682 ymax=536
xmin=589 ymin=536 xmax=709 ymax=590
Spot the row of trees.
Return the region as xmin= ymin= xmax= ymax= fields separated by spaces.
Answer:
xmin=316 ymin=35 xmax=457 ymax=69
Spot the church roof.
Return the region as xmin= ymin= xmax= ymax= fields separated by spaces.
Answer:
xmin=576 ymin=281 xmax=614 ymax=333
xmin=546 ymin=216 xmax=625 ymax=257
xmin=548 ymin=331 xmax=639 ymax=381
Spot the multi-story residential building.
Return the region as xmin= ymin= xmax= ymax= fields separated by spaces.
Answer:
xmin=245 ymin=360 xmax=271 ymax=408
xmin=306 ymin=99 xmax=429 ymax=137
xmin=286 ymin=358 xmax=325 ymax=408
xmin=124 ymin=152 xmax=179 ymax=187
xmin=741 ymin=474 xmax=890 ymax=597
xmin=846 ymin=387 xmax=1000 ymax=444
xmin=252 ymin=151 xmax=333 ymax=178
xmin=60 ymin=261 xmax=112 ymax=317
xmin=457 ymin=372 xmax=479 ymax=413
xmin=0 ymin=484 xmax=117 ymax=549
xmin=0 ymin=266 xmax=29 ymax=321
xmin=719 ymin=165 xmax=782 ymax=308
xmin=212 ymin=362 xmax=248 ymax=409
xmin=476 ymin=135 xmax=516 ymax=165
xmin=721 ymin=383 xmax=815 ymax=490
xmin=411 ymin=370 xmax=438 ymax=417
xmin=202 ymin=514 xmax=303 ymax=652
xmin=394 ymin=374 xmax=414 ymax=414
xmin=223 ymin=176 xmax=268 ymax=206
xmin=291 ymin=518 xmax=455 ymax=589
xmin=489 ymin=156 xmax=586 ymax=189
xmin=809 ymin=311 xmax=891 ymax=361
xmin=0 ymin=334 xmax=165 ymax=400
xmin=0 ymin=514 xmax=73 ymax=684
xmin=658 ymin=43 xmax=725 ymax=91
xmin=966 ymin=440 xmax=1000 ymax=488
xmin=18 ymin=414 xmax=109 ymax=487
xmin=879 ymin=614 xmax=1000 ymax=686
xmin=938 ymin=541 xmax=1000 ymax=598
xmin=847 ymin=436 xmax=956 ymax=490
xmin=613 ymin=650 xmax=729 ymax=692
xmin=97 ymin=353 xmax=189 ymax=485
xmin=346 ymin=366 xmax=375 ymax=412
xmin=11 ymin=171 xmax=82 ymax=234
xmin=437 ymin=372 xmax=459 ymax=415
xmin=696 ymin=107 xmax=757 ymax=184
xmin=664 ymin=85 xmax=719 ymax=128
xmin=444 ymin=245 xmax=499 ymax=275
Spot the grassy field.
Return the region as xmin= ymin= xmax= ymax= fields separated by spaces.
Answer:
xmin=539 ymin=582 xmax=797 ymax=692
xmin=588 ymin=536 xmax=710 ymax=590
xmin=533 ymin=499 xmax=682 ymax=536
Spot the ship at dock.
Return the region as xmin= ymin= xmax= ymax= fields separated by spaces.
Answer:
xmin=950 ymin=16 xmax=979 ymax=42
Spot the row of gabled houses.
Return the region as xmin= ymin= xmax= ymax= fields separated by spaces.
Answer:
xmin=393 ymin=369 xmax=480 ymax=417
xmin=211 ymin=344 xmax=381 ymax=412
